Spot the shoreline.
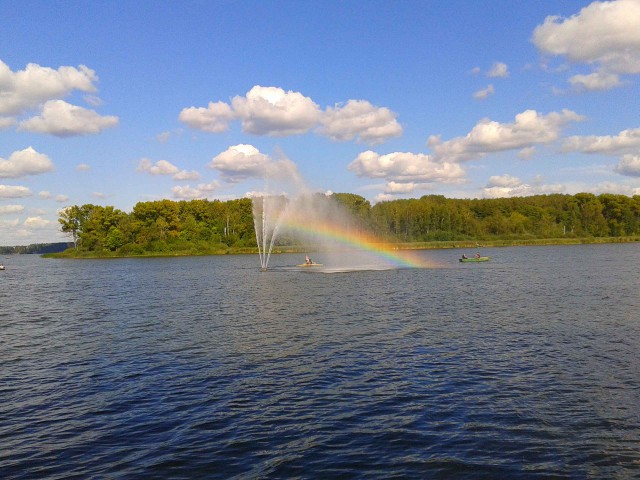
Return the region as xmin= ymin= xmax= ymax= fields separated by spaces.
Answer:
xmin=43 ymin=236 xmax=640 ymax=259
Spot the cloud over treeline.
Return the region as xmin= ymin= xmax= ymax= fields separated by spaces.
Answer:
xmin=179 ymin=86 xmax=402 ymax=146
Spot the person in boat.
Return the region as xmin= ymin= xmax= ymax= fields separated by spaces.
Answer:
xmin=475 ymin=252 xmax=481 ymax=259
xmin=305 ymin=255 xmax=312 ymax=265
xmin=461 ymin=254 xmax=468 ymax=259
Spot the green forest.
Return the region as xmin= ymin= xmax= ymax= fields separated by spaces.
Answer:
xmin=54 ymin=192 xmax=640 ymax=257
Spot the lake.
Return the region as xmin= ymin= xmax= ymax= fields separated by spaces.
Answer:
xmin=1 ymin=243 xmax=639 ymax=479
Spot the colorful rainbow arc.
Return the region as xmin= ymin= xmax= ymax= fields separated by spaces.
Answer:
xmin=282 ymin=218 xmax=435 ymax=268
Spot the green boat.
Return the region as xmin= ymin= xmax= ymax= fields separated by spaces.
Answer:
xmin=459 ymin=256 xmax=490 ymax=263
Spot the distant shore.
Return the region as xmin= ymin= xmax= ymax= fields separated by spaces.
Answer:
xmin=43 ymin=236 xmax=640 ymax=259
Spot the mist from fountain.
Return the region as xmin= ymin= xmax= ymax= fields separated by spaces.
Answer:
xmin=250 ymin=152 xmax=429 ymax=271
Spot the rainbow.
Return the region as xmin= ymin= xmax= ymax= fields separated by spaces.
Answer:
xmin=282 ymin=217 xmax=438 ymax=268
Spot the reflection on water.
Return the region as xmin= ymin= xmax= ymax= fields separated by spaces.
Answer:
xmin=1 ymin=244 xmax=639 ymax=478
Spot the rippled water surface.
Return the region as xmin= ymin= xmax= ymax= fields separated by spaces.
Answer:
xmin=1 ymin=244 xmax=639 ymax=479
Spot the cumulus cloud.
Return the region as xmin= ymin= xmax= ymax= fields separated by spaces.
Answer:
xmin=179 ymin=85 xmax=402 ymax=145
xmin=569 ymin=71 xmax=624 ymax=91
xmin=0 ymin=218 xmax=20 ymax=228
xmin=483 ymin=176 xmax=566 ymax=198
xmin=18 ymin=100 xmax=118 ymax=136
xmin=0 ymin=60 xmax=97 ymax=116
xmin=518 ymin=146 xmax=536 ymax=160
xmin=473 ymin=84 xmax=495 ymax=100
xmin=0 ymin=185 xmax=31 ymax=198
xmin=319 ymin=99 xmax=402 ymax=145
xmin=171 ymin=181 xmax=220 ymax=200
xmin=231 ymin=86 xmax=321 ymax=136
xmin=487 ymin=174 xmax=522 ymax=188
xmin=532 ymin=0 xmax=640 ymax=88
xmin=137 ymin=158 xmax=200 ymax=181
xmin=0 ymin=204 xmax=24 ymax=214
xmin=178 ymin=101 xmax=236 ymax=133
xmin=562 ymin=127 xmax=640 ymax=154
xmin=208 ymin=144 xmax=297 ymax=183
xmin=487 ymin=62 xmax=509 ymax=78
xmin=172 ymin=170 xmax=200 ymax=181
xmin=23 ymin=216 xmax=51 ymax=229
xmin=615 ymin=154 xmax=640 ymax=176
xmin=384 ymin=181 xmax=417 ymax=194
xmin=348 ymin=150 xmax=465 ymax=184
xmin=0 ymin=117 xmax=17 ymax=129
xmin=0 ymin=147 xmax=54 ymax=178
xmin=156 ymin=131 xmax=172 ymax=143
xmin=428 ymin=109 xmax=585 ymax=162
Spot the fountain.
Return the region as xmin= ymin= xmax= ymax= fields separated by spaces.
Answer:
xmin=252 ymin=194 xmax=288 ymax=271
xmin=251 ymin=154 xmax=431 ymax=271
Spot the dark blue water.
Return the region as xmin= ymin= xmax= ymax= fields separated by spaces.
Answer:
xmin=1 ymin=244 xmax=639 ymax=479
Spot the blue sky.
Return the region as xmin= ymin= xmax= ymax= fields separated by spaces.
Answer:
xmin=1 ymin=0 xmax=640 ymax=245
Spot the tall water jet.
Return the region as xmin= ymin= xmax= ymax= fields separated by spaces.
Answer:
xmin=252 ymin=194 xmax=288 ymax=271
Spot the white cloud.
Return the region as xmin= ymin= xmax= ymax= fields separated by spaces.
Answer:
xmin=137 ymin=158 xmax=200 ymax=181
xmin=178 ymin=101 xmax=236 ymax=133
xmin=374 ymin=193 xmax=396 ymax=203
xmin=385 ymin=181 xmax=417 ymax=194
xmin=591 ymin=181 xmax=640 ymax=195
xmin=532 ymin=0 xmax=640 ymax=77
xmin=172 ymin=170 xmax=200 ymax=181
xmin=348 ymin=150 xmax=465 ymax=184
xmin=487 ymin=62 xmax=509 ymax=78
xmin=615 ymin=154 xmax=640 ymax=176
xmin=428 ymin=109 xmax=585 ymax=162
xmin=83 ymin=95 xmax=103 ymax=107
xmin=76 ymin=163 xmax=91 ymax=171
xmin=473 ymin=84 xmax=494 ymax=100
xmin=0 ymin=117 xmax=17 ymax=129
xmin=231 ymin=86 xmax=321 ymax=136
xmin=319 ymin=99 xmax=403 ymax=145
xmin=569 ymin=71 xmax=623 ymax=91
xmin=0 ymin=204 xmax=24 ymax=214
xmin=55 ymin=194 xmax=69 ymax=202
xmin=518 ymin=146 xmax=536 ymax=160
xmin=483 ymin=179 xmax=566 ymax=198
xmin=0 ymin=218 xmax=20 ymax=228
xmin=137 ymin=158 xmax=179 ymax=175
xmin=209 ymin=144 xmax=271 ymax=182
xmin=562 ymin=127 xmax=640 ymax=154
xmin=179 ymin=85 xmax=402 ymax=145
xmin=156 ymin=131 xmax=172 ymax=143
xmin=0 ymin=147 xmax=54 ymax=178
xmin=39 ymin=191 xmax=52 ymax=199
xmin=23 ymin=216 xmax=51 ymax=229
xmin=18 ymin=100 xmax=118 ymax=137
xmin=0 ymin=59 xmax=97 ymax=116
xmin=487 ymin=174 xmax=522 ymax=188
xmin=171 ymin=181 xmax=220 ymax=199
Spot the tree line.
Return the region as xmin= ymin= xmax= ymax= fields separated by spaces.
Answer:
xmin=57 ymin=192 xmax=640 ymax=255
xmin=0 ymin=242 xmax=72 ymax=255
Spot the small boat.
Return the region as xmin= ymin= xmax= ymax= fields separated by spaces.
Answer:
xmin=459 ymin=256 xmax=490 ymax=263
xmin=0 ymin=265 xmax=5 ymax=270
xmin=297 ymin=263 xmax=323 ymax=267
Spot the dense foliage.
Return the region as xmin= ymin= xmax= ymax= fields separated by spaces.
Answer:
xmin=56 ymin=193 xmax=640 ymax=255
